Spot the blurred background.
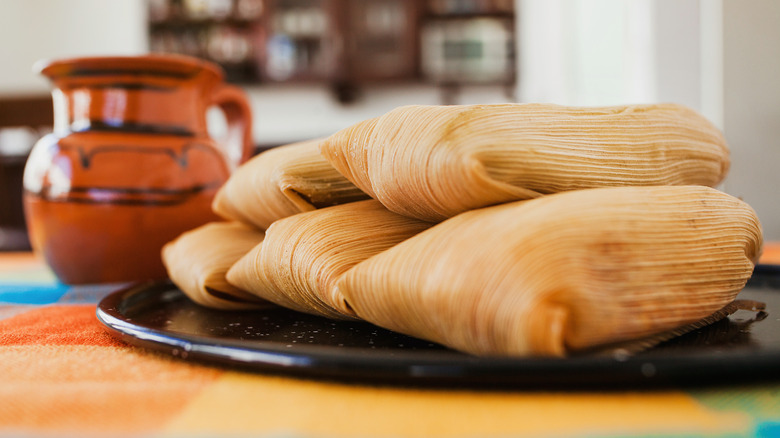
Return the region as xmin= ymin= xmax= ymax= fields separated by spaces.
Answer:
xmin=1 ymin=0 xmax=779 ymax=249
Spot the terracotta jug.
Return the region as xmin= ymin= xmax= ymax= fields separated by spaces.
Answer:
xmin=23 ymin=55 xmax=254 ymax=284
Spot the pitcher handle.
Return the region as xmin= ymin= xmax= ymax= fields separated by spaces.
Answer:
xmin=209 ymin=84 xmax=254 ymax=169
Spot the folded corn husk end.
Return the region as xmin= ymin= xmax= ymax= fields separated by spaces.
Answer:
xmin=211 ymin=144 xmax=304 ymax=230
xmin=226 ymin=217 xmax=358 ymax=319
xmin=578 ymin=298 xmax=766 ymax=358
xmin=226 ymin=238 xmax=319 ymax=315
xmin=319 ymin=117 xmax=380 ymax=199
xmin=213 ymin=138 xmax=367 ymax=230
xmin=278 ymin=169 xmax=370 ymax=213
xmin=162 ymin=222 xmax=270 ymax=310
xmin=227 ymin=200 xmax=433 ymax=320
xmin=337 ymin=185 xmax=762 ymax=358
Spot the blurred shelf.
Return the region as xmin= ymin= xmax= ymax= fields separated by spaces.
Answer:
xmin=146 ymin=0 xmax=517 ymax=98
xmin=149 ymin=17 xmax=258 ymax=28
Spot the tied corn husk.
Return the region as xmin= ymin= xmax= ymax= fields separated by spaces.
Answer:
xmin=162 ymin=222 xmax=269 ymax=310
xmin=212 ymin=139 xmax=369 ymax=230
xmin=321 ymin=103 xmax=730 ymax=222
xmin=226 ymin=200 xmax=432 ymax=319
xmin=336 ymin=186 xmax=762 ymax=357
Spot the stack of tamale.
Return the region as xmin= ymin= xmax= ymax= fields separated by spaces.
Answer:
xmin=162 ymin=103 xmax=763 ymax=357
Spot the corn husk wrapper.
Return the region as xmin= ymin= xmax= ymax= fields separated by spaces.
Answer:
xmin=321 ymin=103 xmax=730 ymax=222
xmin=336 ymin=186 xmax=762 ymax=357
xmin=162 ymin=222 xmax=269 ymax=310
xmin=213 ymin=139 xmax=369 ymax=230
xmin=227 ymin=200 xmax=432 ymax=319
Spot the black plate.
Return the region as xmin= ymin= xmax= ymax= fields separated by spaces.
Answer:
xmin=96 ymin=266 xmax=780 ymax=388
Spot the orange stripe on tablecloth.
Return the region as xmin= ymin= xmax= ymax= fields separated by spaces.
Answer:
xmin=0 ymin=301 xmax=224 ymax=435
xmin=0 ymin=304 xmax=122 ymax=346
xmin=759 ymin=242 xmax=780 ymax=265
xmin=0 ymin=344 xmax=222 ymax=435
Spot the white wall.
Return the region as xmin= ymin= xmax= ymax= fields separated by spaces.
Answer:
xmin=653 ymin=0 xmax=702 ymax=111
xmin=0 ymin=0 xmax=148 ymax=95
xmin=517 ymin=0 xmax=706 ymax=110
xmin=721 ymin=0 xmax=780 ymax=239
xmin=518 ymin=0 xmax=659 ymax=106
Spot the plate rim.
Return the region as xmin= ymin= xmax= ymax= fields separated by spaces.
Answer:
xmin=96 ymin=271 xmax=780 ymax=388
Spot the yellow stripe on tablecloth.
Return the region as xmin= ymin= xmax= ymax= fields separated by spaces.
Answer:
xmin=0 ymin=344 xmax=221 ymax=436
xmin=163 ymin=371 xmax=749 ymax=438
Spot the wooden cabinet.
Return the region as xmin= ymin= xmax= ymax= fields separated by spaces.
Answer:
xmin=341 ymin=0 xmax=422 ymax=82
xmin=147 ymin=0 xmax=515 ymax=90
xmin=148 ymin=0 xmax=262 ymax=82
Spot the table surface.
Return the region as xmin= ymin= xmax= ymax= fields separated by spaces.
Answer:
xmin=2 ymin=250 xmax=780 ymax=438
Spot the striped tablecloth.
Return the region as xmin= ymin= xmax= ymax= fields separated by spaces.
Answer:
xmin=1 ymin=251 xmax=780 ymax=438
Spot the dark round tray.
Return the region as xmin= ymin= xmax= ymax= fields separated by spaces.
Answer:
xmin=96 ymin=266 xmax=780 ymax=388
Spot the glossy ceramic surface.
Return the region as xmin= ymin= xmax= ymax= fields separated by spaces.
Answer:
xmin=23 ymin=55 xmax=253 ymax=284
xmin=97 ymin=266 xmax=780 ymax=388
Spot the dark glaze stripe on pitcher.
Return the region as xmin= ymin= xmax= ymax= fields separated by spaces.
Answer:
xmin=25 ymin=181 xmax=223 ymax=206
xmin=70 ymin=121 xmax=196 ymax=138
xmin=62 ymin=68 xmax=200 ymax=80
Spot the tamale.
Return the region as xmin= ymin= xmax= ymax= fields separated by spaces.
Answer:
xmin=336 ymin=186 xmax=762 ymax=357
xmin=226 ymin=200 xmax=432 ymax=319
xmin=320 ymin=103 xmax=730 ymax=221
xmin=212 ymin=139 xmax=369 ymax=230
xmin=162 ymin=221 xmax=270 ymax=310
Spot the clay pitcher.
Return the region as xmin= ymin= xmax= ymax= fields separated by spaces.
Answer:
xmin=23 ymin=55 xmax=254 ymax=284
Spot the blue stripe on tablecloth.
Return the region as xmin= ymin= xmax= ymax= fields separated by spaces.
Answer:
xmin=57 ymin=283 xmax=130 ymax=304
xmin=756 ymin=421 xmax=780 ymax=438
xmin=0 ymin=283 xmax=71 ymax=304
